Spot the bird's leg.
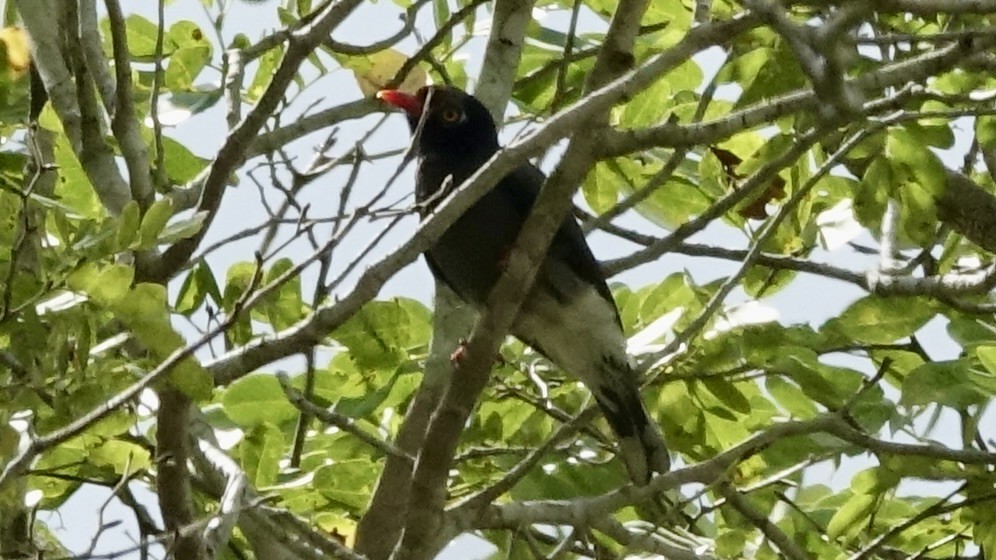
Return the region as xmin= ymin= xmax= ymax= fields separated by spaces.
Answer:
xmin=449 ymin=339 xmax=507 ymax=368
xmin=449 ymin=338 xmax=469 ymax=365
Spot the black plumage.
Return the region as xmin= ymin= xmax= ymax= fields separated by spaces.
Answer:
xmin=378 ymin=85 xmax=670 ymax=484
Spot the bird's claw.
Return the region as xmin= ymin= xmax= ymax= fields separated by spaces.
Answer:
xmin=450 ymin=339 xmax=507 ymax=368
xmin=449 ymin=339 xmax=468 ymax=365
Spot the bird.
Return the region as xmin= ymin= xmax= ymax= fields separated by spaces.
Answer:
xmin=377 ymin=85 xmax=670 ymax=485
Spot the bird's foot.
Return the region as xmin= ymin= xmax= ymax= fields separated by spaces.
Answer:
xmin=450 ymin=339 xmax=469 ymax=365
xmin=449 ymin=339 xmax=507 ymax=368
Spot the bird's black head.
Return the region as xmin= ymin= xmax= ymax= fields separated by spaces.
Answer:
xmin=377 ymin=85 xmax=500 ymax=161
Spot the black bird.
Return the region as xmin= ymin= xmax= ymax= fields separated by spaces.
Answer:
xmin=378 ymin=85 xmax=670 ymax=484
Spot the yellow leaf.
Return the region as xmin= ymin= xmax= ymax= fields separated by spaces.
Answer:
xmin=347 ymin=48 xmax=427 ymax=97
xmin=0 ymin=27 xmax=30 ymax=75
xmin=313 ymin=513 xmax=356 ymax=548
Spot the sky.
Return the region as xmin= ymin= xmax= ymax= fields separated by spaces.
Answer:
xmin=36 ymin=0 xmax=986 ymax=558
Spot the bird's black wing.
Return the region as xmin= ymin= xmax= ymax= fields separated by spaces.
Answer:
xmin=500 ymin=164 xmax=620 ymax=324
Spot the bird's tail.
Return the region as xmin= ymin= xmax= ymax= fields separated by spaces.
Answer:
xmin=592 ymin=362 xmax=670 ymax=485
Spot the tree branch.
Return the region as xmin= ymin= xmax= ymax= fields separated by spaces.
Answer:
xmin=143 ymin=0 xmax=366 ymax=282
xmin=474 ymin=0 xmax=535 ymax=119
xmin=104 ymin=0 xmax=155 ymax=208
xmin=277 ymin=372 xmax=414 ymax=464
xmin=156 ymin=389 xmax=203 ymax=560
xmin=599 ymin=35 xmax=994 ymax=157
xmin=358 ymin=1 xmax=534 ymax=554
xmin=394 ymin=2 xmax=651 ymax=556
xmin=718 ymin=482 xmax=812 ymax=560
xmin=474 ymin=416 xmax=838 ymax=528
xmin=206 ymin=0 xmax=759 ymax=389
xmin=18 ymin=0 xmax=133 ymax=214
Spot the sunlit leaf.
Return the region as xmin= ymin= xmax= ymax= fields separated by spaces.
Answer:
xmin=223 ymin=375 xmax=299 ymax=426
xmin=344 ymin=48 xmax=428 ymax=97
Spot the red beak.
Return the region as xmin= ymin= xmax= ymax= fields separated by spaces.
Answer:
xmin=376 ymin=89 xmax=422 ymax=118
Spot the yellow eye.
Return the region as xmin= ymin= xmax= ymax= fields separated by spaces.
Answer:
xmin=441 ymin=108 xmax=461 ymax=123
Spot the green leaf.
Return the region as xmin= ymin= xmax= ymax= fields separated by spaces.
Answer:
xmin=223 ymin=375 xmax=299 ymax=426
xmin=165 ymin=45 xmax=211 ymax=91
xmin=115 ymin=283 xmax=213 ymax=399
xmin=115 ymin=201 xmax=140 ymax=250
xmin=967 ymin=502 xmax=996 ymax=556
xmin=853 ymin=155 xmax=891 ymax=231
xmin=581 ymin=162 xmax=620 ymax=214
xmin=947 ymin=316 xmax=995 ymax=346
xmin=334 ymin=369 xmax=401 ymax=418
xmin=736 ymin=133 xmax=795 ymax=178
xmin=826 ymin=492 xmax=876 ymax=538
xmin=161 ymin=136 xmax=209 ymax=184
xmin=701 ymin=378 xmax=751 ymax=414
xmin=433 ymin=0 xmax=451 ymax=46
xmin=975 ymin=344 xmax=996 ymax=375
xmin=68 ymin=264 xmax=212 ymax=399
xmin=313 ymin=459 xmax=376 ymax=513
xmin=247 ymin=44 xmax=283 ymax=101
xmin=101 ymin=15 xmax=160 ymax=61
xmin=331 ymin=299 xmax=426 ymax=370
xmin=661 ymin=58 xmax=702 ymax=92
xmin=830 ymin=296 xmax=935 ymax=344
xmin=765 ymin=375 xmax=817 ymax=418
xmin=638 ymin=272 xmax=698 ymax=322
xmin=222 ymin=261 xmax=257 ymax=345
xmin=240 ymin=423 xmax=284 ymax=488
xmin=977 ymin=115 xmax=996 ymax=149
xmin=901 ymin=360 xmax=989 ymax=408
xmin=158 ymin=211 xmax=207 ymax=242
xmin=729 ymin=42 xmax=807 ymax=109
xmin=632 ymin=175 xmax=712 ymax=230
xmin=715 ymin=531 xmax=748 ymax=558
xmin=772 ymin=351 xmax=845 ymax=409
xmin=68 ymin=263 xmax=133 ymax=305
xmin=620 ymin=79 xmax=671 ymax=126
xmin=53 ymin=134 xmax=103 ymax=219
xmin=255 ymin=258 xmax=305 ymax=330
xmin=90 ymin=440 xmax=152 ymax=475
xmin=850 ymin=466 xmax=900 ymax=495
xmin=742 ymin=266 xmax=796 ymax=299
xmin=886 ymin=126 xmax=946 ymax=195
xmin=932 ymin=69 xmax=983 ymax=94
xmin=903 ymin=120 xmax=954 ymax=149
xmin=167 ymin=20 xmax=208 ymax=49
xmin=138 ymin=198 xmax=173 ymax=248
xmin=175 ymin=261 xmax=221 ymax=315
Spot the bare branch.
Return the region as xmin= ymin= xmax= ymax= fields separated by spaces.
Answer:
xmin=156 ymin=389 xmax=203 ymax=559
xmin=475 ymin=0 xmax=537 ymax=119
xmin=600 ymin=35 xmax=995 ymax=157
xmin=17 ymin=0 xmax=132 ymax=214
xmin=718 ymin=483 xmax=812 ymax=560
xmin=77 ymin=0 xmax=116 ymax=113
xmin=206 ymin=3 xmax=759 ymax=388
xmin=395 ymin=2 xmax=652 ymax=556
xmin=475 ymin=416 xmax=838 ymax=528
xmin=190 ymin=434 xmax=364 ymax=560
xmin=324 ymin=0 xmax=430 ymax=55
xmin=591 ymin=517 xmax=716 ymax=560
xmin=145 ymin=0 xmax=367 ymax=282
xmin=104 ymin=0 xmax=155 ymax=208
xmin=277 ymin=372 xmax=414 ymax=464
